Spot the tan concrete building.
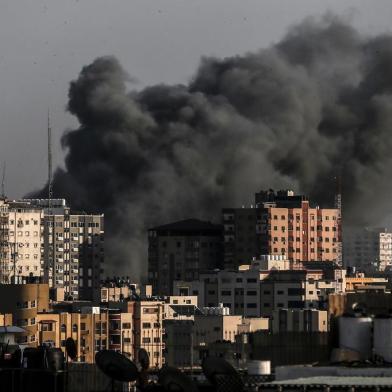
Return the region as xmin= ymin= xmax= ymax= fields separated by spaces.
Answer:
xmin=0 ymin=283 xmax=49 ymax=346
xmin=272 ymin=309 xmax=328 ymax=333
xmin=174 ymin=262 xmax=345 ymax=317
xmin=37 ymin=308 xmax=134 ymax=364
xmin=0 ymin=313 xmax=13 ymax=326
xmin=131 ymin=300 xmax=165 ymax=368
xmin=346 ymin=272 xmax=388 ymax=291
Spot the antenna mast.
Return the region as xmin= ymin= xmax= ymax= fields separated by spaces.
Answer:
xmin=48 ymin=110 xmax=53 ymax=213
xmin=1 ymin=161 xmax=5 ymax=199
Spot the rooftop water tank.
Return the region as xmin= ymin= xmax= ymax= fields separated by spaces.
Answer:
xmin=247 ymin=360 xmax=271 ymax=375
xmin=339 ymin=314 xmax=372 ymax=359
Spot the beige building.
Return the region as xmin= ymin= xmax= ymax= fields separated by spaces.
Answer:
xmin=346 ymin=272 xmax=388 ymax=291
xmin=174 ymin=262 xmax=345 ymax=317
xmin=131 ymin=300 xmax=165 ymax=368
xmin=36 ymin=307 xmax=134 ymax=364
xmin=272 ymin=309 xmax=328 ymax=333
xmin=0 ymin=283 xmax=49 ymax=346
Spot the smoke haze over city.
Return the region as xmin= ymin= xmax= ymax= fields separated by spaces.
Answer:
xmin=30 ymin=15 xmax=392 ymax=277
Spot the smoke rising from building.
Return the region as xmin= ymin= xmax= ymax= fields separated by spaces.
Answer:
xmin=30 ymin=15 xmax=392 ymax=276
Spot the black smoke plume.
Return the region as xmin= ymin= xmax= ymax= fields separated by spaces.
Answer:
xmin=31 ymin=15 xmax=392 ymax=276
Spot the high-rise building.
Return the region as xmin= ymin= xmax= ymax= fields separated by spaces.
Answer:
xmin=148 ymin=219 xmax=223 ymax=295
xmin=344 ymin=227 xmax=392 ymax=271
xmin=0 ymin=200 xmax=44 ymax=283
xmin=223 ymin=190 xmax=341 ymax=269
xmin=24 ymin=199 xmax=104 ymax=301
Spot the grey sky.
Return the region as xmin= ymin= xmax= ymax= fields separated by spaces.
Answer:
xmin=1 ymin=0 xmax=392 ymax=198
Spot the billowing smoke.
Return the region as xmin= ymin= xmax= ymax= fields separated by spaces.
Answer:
xmin=31 ymin=15 xmax=392 ymax=276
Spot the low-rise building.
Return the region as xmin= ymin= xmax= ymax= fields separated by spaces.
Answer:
xmin=174 ymin=259 xmax=345 ymax=317
xmin=0 ymin=283 xmax=49 ymax=346
xmin=272 ymin=309 xmax=328 ymax=333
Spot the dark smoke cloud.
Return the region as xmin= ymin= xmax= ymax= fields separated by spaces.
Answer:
xmin=31 ymin=15 xmax=392 ymax=276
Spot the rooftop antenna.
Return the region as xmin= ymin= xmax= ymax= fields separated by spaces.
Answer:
xmin=334 ymin=174 xmax=342 ymax=266
xmin=48 ymin=109 xmax=53 ymax=213
xmin=1 ymin=161 xmax=5 ymax=199
xmin=47 ymin=110 xmax=54 ymax=287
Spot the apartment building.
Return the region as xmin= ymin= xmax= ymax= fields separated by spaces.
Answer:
xmin=25 ymin=199 xmax=104 ymax=301
xmin=223 ymin=190 xmax=341 ymax=269
xmin=164 ymin=314 xmax=268 ymax=368
xmin=148 ymin=219 xmax=223 ymax=295
xmin=272 ymin=309 xmax=328 ymax=333
xmin=0 ymin=283 xmax=49 ymax=347
xmin=0 ymin=200 xmax=44 ymax=283
xmin=174 ymin=259 xmax=345 ymax=317
xmin=345 ymin=272 xmax=389 ymax=291
xmin=131 ymin=300 xmax=165 ymax=368
xmin=344 ymin=227 xmax=392 ymax=271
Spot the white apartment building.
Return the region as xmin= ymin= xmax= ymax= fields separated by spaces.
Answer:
xmin=0 ymin=200 xmax=44 ymax=283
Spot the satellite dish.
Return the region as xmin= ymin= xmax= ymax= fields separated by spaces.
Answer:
xmin=65 ymin=338 xmax=77 ymax=361
xmin=138 ymin=348 xmax=150 ymax=370
xmin=158 ymin=366 xmax=198 ymax=392
xmin=202 ymin=357 xmax=244 ymax=392
xmin=95 ymin=350 xmax=139 ymax=383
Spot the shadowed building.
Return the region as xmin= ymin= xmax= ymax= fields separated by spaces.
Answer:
xmin=148 ymin=219 xmax=223 ymax=295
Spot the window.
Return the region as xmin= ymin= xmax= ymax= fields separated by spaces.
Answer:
xmin=221 ymin=290 xmax=231 ymax=296
xmin=247 ymin=278 xmax=257 ymax=283
xmin=277 ymin=290 xmax=284 ymax=295
xmin=277 ymin=303 xmax=284 ymax=308
xmin=246 ymin=290 xmax=257 ymax=296
xmin=72 ymin=324 xmax=78 ymax=332
xmin=142 ymin=337 xmax=151 ymax=343
xmin=142 ymin=323 xmax=151 ymax=329
xmin=153 ymin=337 xmax=160 ymax=343
xmin=246 ymin=303 xmax=257 ymax=308
xmin=287 ymin=288 xmax=305 ymax=296
xmin=122 ymin=323 xmax=131 ymax=329
xmin=263 ymin=303 xmax=270 ymax=307
xmin=81 ymin=323 xmax=86 ymax=331
xmin=60 ymin=324 xmax=66 ymax=333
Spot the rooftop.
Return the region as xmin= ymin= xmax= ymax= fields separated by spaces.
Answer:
xmin=149 ymin=219 xmax=222 ymax=234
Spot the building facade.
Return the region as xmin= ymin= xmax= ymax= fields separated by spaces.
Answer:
xmin=344 ymin=227 xmax=392 ymax=271
xmin=0 ymin=200 xmax=44 ymax=283
xmin=0 ymin=283 xmax=49 ymax=347
xmin=223 ymin=190 xmax=341 ymax=269
xmin=25 ymin=199 xmax=104 ymax=301
xmin=174 ymin=260 xmax=345 ymax=317
xmin=148 ymin=219 xmax=223 ymax=295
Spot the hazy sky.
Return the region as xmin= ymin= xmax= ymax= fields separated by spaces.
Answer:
xmin=1 ymin=0 xmax=392 ymax=198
